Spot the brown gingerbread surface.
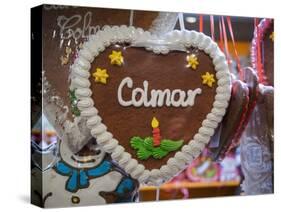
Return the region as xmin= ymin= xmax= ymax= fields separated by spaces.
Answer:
xmin=42 ymin=5 xmax=158 ymax=121
xmin=90 ymin=45 xmax=217 ymax=169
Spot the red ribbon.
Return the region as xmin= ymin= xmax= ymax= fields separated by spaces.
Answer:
xmin=221 ymin=16 xmax=231 ymax=66
xmin=255 ymin=18 xmax=264 ymax=84
xmin=210 ymin=15 xmax=215 ymax=40
xmin=226 ymin=16 xmax=243 ymax=79
xmin=199 ymin=15 xmax=203 ymax=32
xmin=219 ymin=19 xmax=224 ymax=51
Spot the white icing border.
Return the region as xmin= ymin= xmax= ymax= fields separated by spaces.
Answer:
xmin=70 ymin=25 xmax=231 ymax=186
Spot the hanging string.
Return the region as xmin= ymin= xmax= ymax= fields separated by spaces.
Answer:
xmin=199 ymin=15 xmax=203 ymax=32
xmin=210 ymin=15 xmax=215 ymax=40
xmin=129 ymin=10 xmax=134 ymax=26
xmin=221 ymin=16 xmax=231 ymax=66
xmin=226 ymin=16 xmax=243 ymax=79
xmin=178 ymin=13 xmax=185 ymax=31
xmin=155 ymin=186 xmax=160 ymax=201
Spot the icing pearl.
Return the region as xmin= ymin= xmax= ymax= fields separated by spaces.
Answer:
xmin=71 ymin=65 xmax=90 ymax=78
xmin=91 ymin=124 xmax=107 ymax=135
xmin=125 ymin=159 xmax=138 ymax=173
xmin=111 ymin=145 xmax=125 ymax=160
xmin=194 ymin=134 xmax=209 ymax=144
xmin=80 ymin=107 xmax=98 ymax=117
xmin=138 ymin=170 xmax=150 ymax=183
xmin=71 ymin=77 xmax=90 ymax=88
xmin=103 ymin=138 xmax=118 ymax=153
xmin=75 ymin=88 xmax=92 ymax=98
xmin=77 ymin=98 xmax=94 ymax=109
xmin=131 ymin=164 xmax=145 ymax=178
xmin=86 ymin=116 xmax=101 ymax=128
xmin=118 ymin=152 xmax=132 ymax=167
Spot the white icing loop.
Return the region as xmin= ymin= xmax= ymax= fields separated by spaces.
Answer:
xmin=91 ymin=123 xmax=107 ymax=135
xmin=71 ymin=65 xmax=90 ymax=78
xmin=76 ymin=57 xmax=91 ymax=70
xmin=86 ymin=116 xmax=101 ymax=128
xmin=138 ymin=170 xmax=150 ymax=183
xmin=202 ymin=119 xmax=218 ymax=129
xmin=194 ymin=134 xmax=210 ymax=144
xmin=118 ymin=152 xmax=132 ymax=167
xmin=75 ymin=88 xmax=92 ymax=98
xmin=77 ymin=98 xmax=94 ymax=109
xmin=95 ymin=132 xmax=113 ymax=145
xmin=124 ymin=159 xmax=138 ymax=173
xmin=80 ymin=107 xmax=98 ymax=117
xmin=111 ymin=145 xmax=125 ymax=161
xmin=131 ymin=164 xmax=145 ymax=179
xmin=213 ymin=100 xmax=228 ymax=108
xmin=72 ymin=77 xmax=90 ymax=88
xmin=207 ymin=113 xmax=222 ymax=122
xmin=102 ymin=138 xmax=118 ymax=153
xmin=198 ymin=126 xmax=214 ymax=136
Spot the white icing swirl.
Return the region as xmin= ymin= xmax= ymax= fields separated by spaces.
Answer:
xmin=77 ymin=98 xmax=94 ymax=109
xmin=131 ymin=164 xmax=145 ymax=179
xmin=75 ymin=88 xmax=92 ymax=98
xmin=111 ymin=145 xmax=125 ymax=161
xmin=91 ymin=123 xmax=107 ymax=135
xmin=86 ymin=116 xmax=101 ymax=128
xmin=80 ymin=107 xmax=98 ymax=117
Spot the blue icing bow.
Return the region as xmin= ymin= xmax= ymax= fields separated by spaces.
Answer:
xmin=54 ymin=160 xmax=112 ymax=192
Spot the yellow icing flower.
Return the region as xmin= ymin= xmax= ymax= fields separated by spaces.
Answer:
xmin=269 ymin=32 xmax=274 ymax=42
xmin=109 ymin=50 xmax=124 ymax=66
xmin=186 ymin=54 xmax=199 ymax=70
xmin=92 ymin=68 xmax=109 ymax=84
xmin=202 ymin=72 xmax=216 ymax=87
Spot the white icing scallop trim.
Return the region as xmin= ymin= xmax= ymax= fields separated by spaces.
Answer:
xmin=70 ymin=25 xmax=231 ymax=186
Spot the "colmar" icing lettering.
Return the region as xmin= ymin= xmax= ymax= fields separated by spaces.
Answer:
xmin=118 ymin=77 xmax=202 ymax=107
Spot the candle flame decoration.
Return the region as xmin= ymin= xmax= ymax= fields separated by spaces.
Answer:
xmin=130 ymin=116 xmax=184 ymax=160
xmin=151 ymin=117 xmax=159 ymax=128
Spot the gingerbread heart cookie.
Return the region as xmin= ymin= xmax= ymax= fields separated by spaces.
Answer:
xmin=69 ymin=26 xmax=231 ymax=185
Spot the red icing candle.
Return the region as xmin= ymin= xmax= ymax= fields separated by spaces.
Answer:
xmin=151 ymin=117 xmax=161 ymax=147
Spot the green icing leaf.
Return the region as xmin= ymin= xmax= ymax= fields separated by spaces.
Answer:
xmin=152 ymin=147 xmax=169 ymax=159
xmin=143 ymin=137 xmax=154 ymax=151
xmin=130 ymin=137 xmax=144 ymax=150
xmin=160 ymin=139 xmax=184 ymax=152
xmin=130 ymin=136 xmax=184 ymax=160
xmin=137 ymin=148 xmax=152 ymax=160
xmin=69 ymin=89 xmax=81 ymax=117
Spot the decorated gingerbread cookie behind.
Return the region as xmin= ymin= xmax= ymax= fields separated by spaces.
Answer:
xmin=70 ymin=27 xmax=231 ymax=185
xmin=31 ymin=62 xmax=140 ymax=208
xmin=31 ymin=137 xmax=139 ymax=207
xmin=41 ymin=5 xmax=178 ymax=123
xmin=251 ymin=19 xmax=274 ymax=86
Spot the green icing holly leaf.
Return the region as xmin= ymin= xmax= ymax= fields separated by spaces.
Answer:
xmin=160 ymin=139 xmax=184 ymax=152
xmin=143 ymin=137 xmax=154 ymax=151
xmin=137 ymin=148 xmax=152 ymax=160
xmin=130 ymin=137 xmax=144 ymax=149
xmin=152 ymin=147 xmax=169 ymax=159
xmin=130 ymin=136 xmax=184 ymax=160
xmin=69 ymin=89 xmax=81 ymax=117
